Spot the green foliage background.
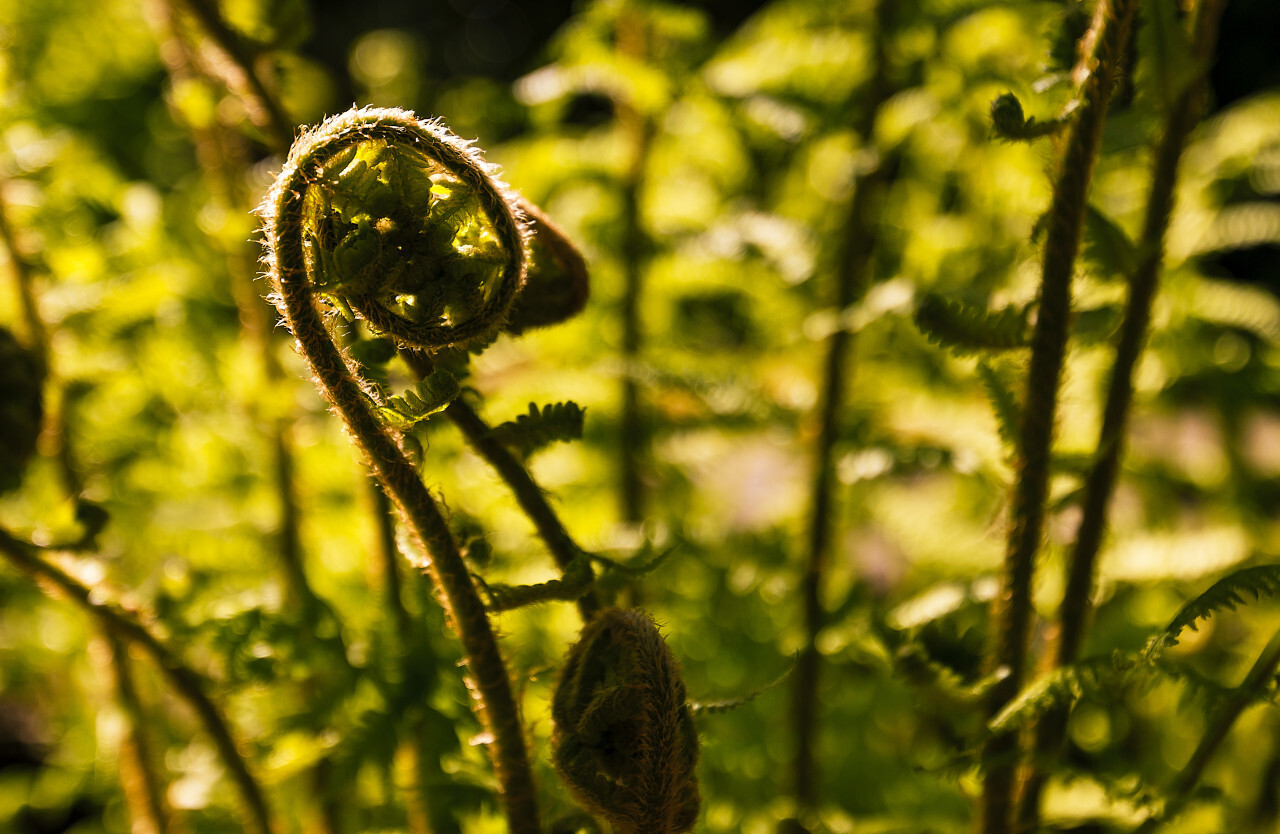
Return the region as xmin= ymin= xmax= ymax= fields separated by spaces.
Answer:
xmin=2 ymin=0 xmax=1280 ymax=833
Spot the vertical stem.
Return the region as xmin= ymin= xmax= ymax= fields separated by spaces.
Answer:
xmin=0 ymin=194 xmax=49 ymax=374
xmin=100 ymin=631 xmax=173 ymax=834
xmin=1017 ymin=1 xmax=1226 ymax=828
xmin=792 ymin=0 xmax=894 ymax=823
xmin=161 ymin=0 xmax=293 ymax=150
xmin=0 ymin=184 xmax=85 ymax=498
xmin=979 ymin=2 xmax=1138 ymax=832
xmin=616 ymin=16 xmax=654 ymax=527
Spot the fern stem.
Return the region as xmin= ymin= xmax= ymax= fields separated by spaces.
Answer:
xmin=0 ymin=530 xmax=276 ymax=834
xmin=371 ymin=480 xmax=463 ymax=834
xmin=0 ymin=189 xmax=49 ymax=376
xmin=1017 ymin=1 xmax=1226 ymax=827
xmin=792 ymin=0 xmax=895 ymax=821
xmin=618 ymin=118 xmax=654 ymax=527
xmin=0 ymin=182 xmax=85 ymax=498
xmin=442 ymin=396 xmax=602 ymax=621
xmin=978 ymin=1 xmax=1138 ymax=832
xmin=1136 ymin=624 xmax=1280 ymax=833
xmin=161 ymin=0 xmax=292 ymax=150
xmin=99 ymin=631 xmax=172 ymax=834
xmin=263 ymin=111 xmax=541 ymax=834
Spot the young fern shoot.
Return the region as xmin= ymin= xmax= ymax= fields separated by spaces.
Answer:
xmin=259 ymin=106 xmax=540 ymax=834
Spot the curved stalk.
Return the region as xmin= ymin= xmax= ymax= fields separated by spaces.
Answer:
xmin=1134 ymin=625 xmax=1280 ymax=833
xmin=261 ymin=107 xmax=540 ymax=834
xmin=442 ymin=397 xmax=602 ymax=621
xmin=0 ymin=530 xmax=275 ymax=834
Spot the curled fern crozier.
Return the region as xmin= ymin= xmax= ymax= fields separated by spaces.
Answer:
xmin=263 ymin=106 xmax=528 ymax=351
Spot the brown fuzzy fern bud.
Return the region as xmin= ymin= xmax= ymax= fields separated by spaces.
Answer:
xmin=0 ymin=326 xmax=44 ymax=494
xmin=262 ymin=106 xmax=528 ymax=351
xmin=552 ymin=608 xmax=700 ymax=834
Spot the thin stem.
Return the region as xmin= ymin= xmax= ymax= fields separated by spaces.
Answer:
xmin=1017 ymin=1 xmax=1227 ymax=828
xmin=793 ymin=0 xmax=895 ymax=821
xmin=616 ymin=15 xmax=654 ymax=528
xmin=1134 ymin=624 xmax=1280 ymax=834
xmin=978 ymin=2 xmax=1138 ymax=832
xmin=442 ymin=396 xmax=602 ymax=621
xmin=370 ymin=480 xmax=463 ymax=834
xmin=0 ymin=191 xmax=49 ymax=375
xmin=161 ymin=0 xmax=293 ymax=151
xmin=100 ymin=631 xmax=173 ymax=834
xmin=0 ymin=182 xmax=85 ymax=498
xmin=0 ymin=530 xmax=275 ymax=834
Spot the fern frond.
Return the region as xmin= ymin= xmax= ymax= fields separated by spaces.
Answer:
xmin=1083 ymin=204 xmax=1138 ymax=279
xmin=690 ymin=656 xmax=794 ymax=715
xmin=489 ymin=401 xmax=585 ymax=457
xmin=1144 ymin=564 xmax=1280 ymax=660
xmin=914 ymin=294 xmax=1031 ymax=354
xmin=1145 ymin=657 xmax=1231 ymax=708
xmin=894 ymin=643 xmax=1007 ymax=711
xmin=591 ymin=545 xmax=676 ymax=576
xmin=988 ymin=654 xmax=1131 ymax=733
xmin=378 ymin=368 xmax=460 ymax=430
xmin=977 ymin=360 xmax=1021 ymax=451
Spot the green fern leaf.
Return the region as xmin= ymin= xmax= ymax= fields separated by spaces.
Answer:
xmin=1146 ymin=657 xmax=1230 ymax=708
xmin=914 ymin=294 xmax=1031 ymax=354
xmin=989 ymin=654 xmax=1133 ymax=733
xmin=490 ymin=401 xmax=585 ymax=457
xmin=1083 ymin=204 xmax=1138 ymax=279
xmin=1144 ymin=564 xmax=1280 ymax=660
xmin=977 ymin=360 xmax=1021 ymax=451
xmin=379 ymin=368 xmax=460 ymax=430
xmin=894 ymin=643 xmax=1007 ymax=712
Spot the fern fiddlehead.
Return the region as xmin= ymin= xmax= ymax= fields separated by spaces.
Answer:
xmin=260 ymin=106 xmax=541 ymax=833
xmin=552 ymin=608 xmax=700 ymax=834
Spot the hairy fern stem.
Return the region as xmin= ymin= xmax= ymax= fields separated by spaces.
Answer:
xmin=979 ymin=1 xmax=1139 ymax=831
xmin=441 ymin=395 xmax=603 ymax=621
xmin=98 ymin=631 xmax=172 ymax=834
xmin=1017 ymin=1 xmax=1228 ymax=828
xmin=261 ymin=107 xmax=540 ymax=834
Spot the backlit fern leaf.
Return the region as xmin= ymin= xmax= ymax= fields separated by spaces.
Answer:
xmin=1144 ymin=564 xmax=1280 ymax=660
xmin=1145 ymin=657 xmax=1230 ymax=708
xmin=914 ymin=293 xmax=1031 ymax=354
xmin=490 ymin=401 xmax=585 ymax=457
xmin=988 ymin=655 xmax=1131 ymax=733
xmin=378 ymin=368 xmax=460 ymax=429
xmin=977 ymin=360 xmax=1021 ymax=451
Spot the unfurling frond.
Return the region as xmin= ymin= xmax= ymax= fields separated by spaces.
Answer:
xmin=914 ymin=293 xmax=1031 ymax=354
xmin=490 ymin=401 xmax=586 ymax=457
